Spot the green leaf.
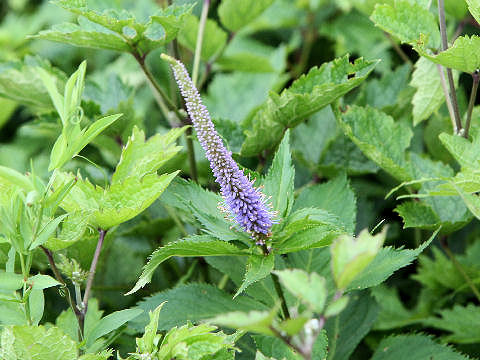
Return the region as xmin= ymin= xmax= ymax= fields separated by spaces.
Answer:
xmin=178 ymin=15 xmax=227 ymax=61
xmin=0 ymin=165 xmax=34 ymax=192
xmin=28 ymin=274 xmax=61 ymax=290
xmin=324 ymin=296 xmax=349 ymax=318
xmin=416 ymin=35 xmax=480 ymax=74
xmin=410 ymin=57 xmax=450 ymax=125
xmin=0 ymin=325 xmax=78 ymax=359
xmin=210 ymin=306 xmax=279 ymax=336
xmin=0 ymin=271 xmax=23 ymax=291
xmin=34 ymin=2 xmax=192 ymax=54
xmin=339 ymin=105 xmax=413 ymax=181
xmin=235 ymin=254 xmax=275 ymax=298
xmin=262 ymin=131 xmax=294 ymax=223
xmin=29 ymin=214 xmax=68 ymax=250
xmin=111 ymin=126 xmax=185 ymax=184
xmin=395 ymin=201 xmax=443 ymax=229
xmin=273 ymin=269 xmax=327 ymax=313
xmin=130 ymin=283 xmax=268 ymax=331
xmin=0 ymin=56 xmax=65 ymax=112
xmin=325 ymin=291 xmax=379 ymax=360
xmin=370 ymin=0 xmax=440 ymax=48
xmin=294 ymin=173 xmax=356 ymax=234
xmin=422 ymin=304 xmax=480 ymax=343
xmin=136 ymin=303 xmax=165 ymax=354
xmin=218 ymin=0 xmax=275 ymax=32
xmin=241 ymin=56 xmax=378 ymax=156
xmin=330 ymin=227 xmax=386 ymax=290
xmin=128 ymin=236 xmax=248 ymax=295
xmin=85 ymin=308 xmax=143 ymax=347
xmin=253 ymin=335 xmax=303 ymax=360
xmin=467 ymin=0 xmax=480 ymax=23
xmin=347 ymin=227 xmax=440 ymax=291
xmin=45 ymin=211 xmax=91 ymax=251
xmin=439 ymin=131 xmax=480 ymax=170
xmin=370 ymin=334 xmax=470 ymax=360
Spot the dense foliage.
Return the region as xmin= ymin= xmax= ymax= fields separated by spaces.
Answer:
xmin=1 ymin=0 xmax=480 ymax=359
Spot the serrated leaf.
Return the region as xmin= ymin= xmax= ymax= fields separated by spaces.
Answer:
xmin=29 ymin=214 xmax=68 ymax=250
xmin=273 ymin=269 xmax=327 ymax=313
xmin=294 ymin=173 xmax=356 ymax=234
xmin=370 ymin=0 xmax=440 ymax=48
xmin=112 ymin=126 xmax=185 ymax=184
xmin=128 ymin=236 xmax=248 ymax=295
xmin=395 ymin=201 xmax=442 ymax=229
xmin=347 ymin=227 xmax=439 ymax=291
xmin=439 ymin=131 xmax=480 ymax=170
xmin=218 ymin=0 xmax=275 ymax=32
xmin=371 ymin=334 xmax=470 ymax=360
xmin=235 ymin=254 xmax=274 ymax=298
xmin=422 ymin=304 xmax=480 ymax=343
xmin=416 ymin=35 xmax=480 ymax=74
xmin=253 ymin=335 xmax=303 ymax=360
xmin=262 ymin=131 xmax=294 ymax=223
xmin=45 ymin=210 xmax=91 ymax=250
xmin=130 ymin=283 xmax=269 ymax=331
xmin=339 ymin=105 xmax=413 ymax=181
xmin=410 ymin=57 xmax=449 ymax=125
xmin=0 ymin=325 xmax=78 ymax=359
xmin=241 ymin=56 xmax=378 ymax=156
xmin=85 ymin=308 xmax=143 ymax=347
xmin=0 ymin=271 xmax=23 ymax=291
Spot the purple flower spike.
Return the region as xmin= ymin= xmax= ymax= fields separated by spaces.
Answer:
xmin=161 ymin=54 xmax=273 ymax=241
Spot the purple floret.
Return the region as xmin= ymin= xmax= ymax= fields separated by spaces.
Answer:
xmin=163 ymin=55 xmax=273 ymax=240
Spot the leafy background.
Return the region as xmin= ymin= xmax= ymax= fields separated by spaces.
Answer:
xmin=1 ymin=0 xmax=480 ymax=359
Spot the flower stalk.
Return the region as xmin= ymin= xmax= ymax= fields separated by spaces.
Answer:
xmin=162 ymin=54 xmax=273 ymax=242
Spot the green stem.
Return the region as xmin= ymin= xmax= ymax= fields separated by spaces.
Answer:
xmin=271 ymin=272 xmax=291 ymax=320
xmin=218 ymin=274 xmax=229 ymax=290
xmin=440 ymin=237 xmax=480 ymax=302
xmin=269 ymin=325 xmax=309 ymax=359
xmin=19 ymin=253 xmax=32 ymax=325
xmin=438 ymin=0 xmax=462 ymax=134
xmin=464 ymin=70 xmax=480 ymax=139
xmin=436 ymin=64 xmax=457 ymax=131
xmin=192 ymin=0 xmax=210 ymax=86
xmin=384 ymin=32 xmax=412 ymax=66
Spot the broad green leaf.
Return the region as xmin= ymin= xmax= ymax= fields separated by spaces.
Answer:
xmin=0 ymin=325 xmax=77 ymax=359
xmin=410 ymin=57 xmax=449 ymax=125
xmin=274 ymin=269 xmax=327 ymax=313
xmin=130 ymin=283 xmax=269 ymax=331
xmin=178 ymin=15 xmax=227 ymax=61
xmin=29 ymin=214 xmax=68 ymax=250
xmin=325 ymin=292 xmax=379 ymax=360
xmin=29 ymin=289 xmax=45 ymax=326
xmin=422 ymin=304 xmax=480 ymax=343
xmin=339 ymin=105 xmax=413 ymax=181
xmin=128 ymin=236 xmax=248 ymax=295
xmin=416 ymin=35 xmax=480 ymax=74
xmin=0 ymin=271 xmax=23 ymax=291
xmin=347 ymin=227 xmax=440 ymax=291
xmin=439 ymin=131 xmax=480 ymax=170
xmin=136 ymin=303 xmax=165 ymax=354
xmin=235 ymin=254 xmax=274 ymax=298
xmin=210 ymin=306 xmax=279 ymax=336
xmin=241 ymin=56 xmax=378 ymax=156
xmin=79 ymin=350 xmax=114 ymax=360
xmin=27 ymin=274 xmax=61 ymax=290
xmin=112 ymin=126 xmax=185 ymax=184
xmin=395 ymin=201 xmax=443 ymax=229
xmin=0 ymin=56 xmax=65 ymax=111
xmin=370 ymin=0 xmax=440 ymax=48
xmin=262 ymin=131 xmax=294 ymax=223
xmin=0 ymin=165 xmax=34 ymax=192
xmin=331 ymin=228 xmax=386 ymax=290
xmin=85 ymin=308 xmax=143 ymax=347
xmin=218 ymin=0 xmax=275 ymax=32
xmin=324 ymin=296 xmax=349 ymax=318
xmin=0 ymin=99 xmax=16 ymax=130
xmin=294 ymin=173 xmax=356 ymax=234
xmin=45 ymin=211 xmax=91 ymax=250
xmin=467 ymin=0 xmax=480 ymax=23
xmin=34 ymin=2 xmax=192 ymax=54
xmin=371 ymin=334 xmax=470 ymax=360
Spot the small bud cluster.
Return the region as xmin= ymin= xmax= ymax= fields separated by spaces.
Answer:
xmin=163 ymin=55 xmax=273 ymax=241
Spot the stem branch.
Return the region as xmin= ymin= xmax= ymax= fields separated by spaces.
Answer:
xmin=438 ymin=0 xmax=462 ymax=133
xmin=192 ymin=0 xmax=210 ymax=86
xmin=269 ymin=326 xmax=310 ymax=360
xmin=464 ymin=70 xmax=480 ymax=139
xmin=440 ymin=237 xmax=480 ymax=302
xmin=271 ymin=272 xmax=291 ymax=320
xmin=82 ymin=229 xmax=107 ymax=313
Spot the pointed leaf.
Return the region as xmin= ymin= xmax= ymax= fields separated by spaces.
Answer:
xmin=219 ymin=0 xmax=274 ymax=32
xmin=235 ymin=254 xmax=274 ymax=298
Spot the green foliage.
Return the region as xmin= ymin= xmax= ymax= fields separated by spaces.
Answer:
xmin=218 ymin=0 xmax=275 ymax=32
xmin=370 ymin=334 xmax=470 ymax=360
xmin=241 ymin=56 xmax=378 ymax=156
xmin=34 ymin=0 xmax=192 ymax=55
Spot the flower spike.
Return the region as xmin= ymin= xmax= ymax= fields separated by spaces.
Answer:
xmin=162 ymin=54 xmax=273 ymax=242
